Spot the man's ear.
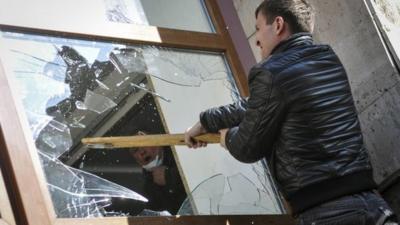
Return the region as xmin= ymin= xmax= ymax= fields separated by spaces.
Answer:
xmin=274 ymin=16 xmax=286 ymax=35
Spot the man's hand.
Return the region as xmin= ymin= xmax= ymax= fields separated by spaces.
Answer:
xmin=152 ymin=166 xmax=167 ymax=186
xmin=219 ymin=128 xmax=229 ymax=150
xmin=185 ymin=121 xmax=207 ymax=149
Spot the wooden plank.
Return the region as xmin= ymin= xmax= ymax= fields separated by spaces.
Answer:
xmin=82 ymin=133 xmax=220 ymax=149
xmin=55 ymin=215 xmax=295 ymax=225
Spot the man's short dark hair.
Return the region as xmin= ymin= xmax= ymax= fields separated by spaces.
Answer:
xmin=255 ymin=0 xmax=315 ymax=34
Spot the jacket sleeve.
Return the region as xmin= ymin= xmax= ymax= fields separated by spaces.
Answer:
xmin=199 ymin=98 xmax=248 ymax=133
xmin=225 ymin=67 xmax=287 ymax=163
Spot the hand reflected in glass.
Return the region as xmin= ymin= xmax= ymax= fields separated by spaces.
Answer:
xmin=151 ymin=166 xmax=167 ymax=186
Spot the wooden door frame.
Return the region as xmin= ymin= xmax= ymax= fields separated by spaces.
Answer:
xmin=0 ymin=0 xmax=293 ymax=224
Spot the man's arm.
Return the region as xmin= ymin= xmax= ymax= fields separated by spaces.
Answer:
xmin=199 ymin=98 xmax=247 ymax=132
xmin=224 ymin=67 xmax=287 ymax=163
xmin=185 ymin=98 xmax=247 ymax=148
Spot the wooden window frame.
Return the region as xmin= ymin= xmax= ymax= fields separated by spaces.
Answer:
xmin=0 ymin=0 xmax=293 ymax=224
xmin=0 ymin=160 xmax=16 ymax=225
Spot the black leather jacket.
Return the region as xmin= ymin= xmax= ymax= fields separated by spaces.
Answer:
xmin=200 ymin=33 xmax=376 ymax=214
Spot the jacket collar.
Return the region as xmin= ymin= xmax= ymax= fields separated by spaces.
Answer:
xmin=270 ymin=32 xmax=313 ymax=55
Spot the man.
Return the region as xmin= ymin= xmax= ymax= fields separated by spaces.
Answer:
xmin=130 ymin=131 xmax=187 ymax=214
xmin=185 ymin=0 xmax=397 ymax=224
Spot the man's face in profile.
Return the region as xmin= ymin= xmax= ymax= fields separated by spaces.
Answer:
xmin=131 ymin=146 xmax=162 ymax=166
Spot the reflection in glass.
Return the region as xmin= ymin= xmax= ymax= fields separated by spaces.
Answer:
xmin=103 ymin=0 xmax=214 ymax=33
xmin=104 ymin=0 xmax=146 ymax=24
xmin=0 ymin=31 xmax=240 ymax=217
xmin=77 ymin=94 xmax=187 ymax=216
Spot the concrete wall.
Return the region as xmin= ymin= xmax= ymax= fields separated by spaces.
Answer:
xmin=233 ymin=0 xmax=400 ymax=184
xmin=233 ymin=0 xmax=264 ymax=63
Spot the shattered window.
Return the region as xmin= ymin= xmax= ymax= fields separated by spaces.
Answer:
xmin=369 ymin=0 xmax=400 ymax=59
xmin=0 ymin=31 xmax=282 ymax=218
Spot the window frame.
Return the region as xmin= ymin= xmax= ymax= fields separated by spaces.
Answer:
xmin=0 ymin=0 xmax=294 ymax=224
xmin=0 ymin=160 xmax=16 ymax=225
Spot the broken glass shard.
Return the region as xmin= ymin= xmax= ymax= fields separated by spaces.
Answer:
xmin=36 ymin=120 xmax=73 ymax=158
xmin=95 ymin=79 xmax=110 ymax=90
xmin=26 ymin=110 xmax=53 ymax=140
xmin=178 ymin=174 xmax=225 ymax=215
xmin=130 ymin=82 xmax=171 ymax=102
xmin=40 ymin=151 xmax=147 ymax=218
xmin=69 ymin=117 xmax=86 ymax=129
xmin=109 ymin=49 xmax=147 ymax=74
xmin=75 ymin=101 xmax=87 ymax=110
xmin=83 ymin=90 xmax=117 ymax=114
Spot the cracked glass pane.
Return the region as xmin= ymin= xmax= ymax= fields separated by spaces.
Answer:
xmin=38 ymin=119 xmax=73 ymax=158
xmin=0 ymin=30 xmax=281 ymax=218
xmin=104 ymin=0 xmax=146 ymax=24
xmin=178 ymin=161 xmax=283 ymax=215
xmin=103 ymin=0 xmax=213 ymax=33
xmin=40 ymin=151 xmax=147 ymax=217
xmin=178 ymin=174 xmax=225 ymax=215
